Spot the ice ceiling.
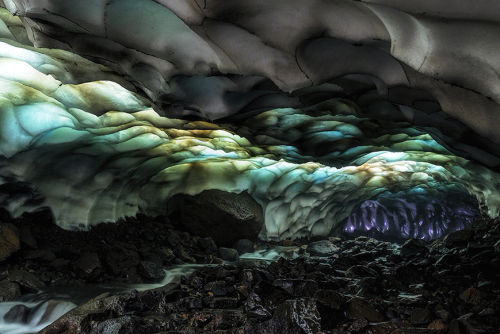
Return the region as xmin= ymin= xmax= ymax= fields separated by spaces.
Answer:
xmin=1 ymin=0 xmax=500 ymax=241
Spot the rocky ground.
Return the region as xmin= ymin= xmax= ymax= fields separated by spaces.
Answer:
xmin=0 ymin=206 xmax=500 ymax=333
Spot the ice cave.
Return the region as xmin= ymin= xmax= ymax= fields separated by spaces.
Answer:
xmin=0 ymin=1 xmax=499 ymax=333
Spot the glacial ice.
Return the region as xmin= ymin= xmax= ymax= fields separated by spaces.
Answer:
xmin=1 ymin=2 xmax=500 ymax=241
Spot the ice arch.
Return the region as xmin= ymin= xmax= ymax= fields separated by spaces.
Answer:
xmin=1 ymin=1 xmax=500 ymax=241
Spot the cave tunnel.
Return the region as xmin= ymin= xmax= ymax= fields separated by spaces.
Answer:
xmin=0 ymin=1 xmax=500 ymax=333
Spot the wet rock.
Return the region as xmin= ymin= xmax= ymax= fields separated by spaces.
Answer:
xmin=49 ymin=258 xmax=70 ymax=270
xmin=88 ymin=315 xmax=149 ymax=334
xmin=459 ymin=287 xmax=485 ymax=305
xmin=444 ymin=229 xmax=474 ymax=248
xmin=174 ymin=248 xmax=196 ymax=264
xmin=104 ymin=246 xmax=141 ymax=276
xmin=233 ymin=239 xmax=254 ymax=255
xmin=6 ymin=270 xmax=45 ymax=293
xmin=345 ymin=265 xmax=379 ymax=278
xmin=137 ymin=261 xmax=165 ymax=280
xmin=274 ymin=298 xmax=321 ymax=334
xmin=219 ymin=247 xmax=240 ymax=261
xmin=410 ymin=308 xmax=431 ymax=326
xmin=313 ymin=290 xmax=346 ymax=310
xmin=346 ymin=296 xmax=386 ymax=322
xmin=209 ymin=297 xmax=238 ymax=309
xmin=349 ymin=317 xmax=369 ymax=331
xmin=73 ymin=252 xmax=102 ymax=281
xmin=3 ymin=304 xmax=30 ymax=323
xmin=172 ymin=190 xmax=264 ymax=247
xmin=306 ymin=240 xmax=338 ymax=257
xmin=494 ymin=240 xmax=500 ymax=253
xmin=401 ymin=239 xmax=428 ymax=259
xmin=204 ymin=311 xmax=244 ymax=331
xmin=245 ymin=317 xmax=305 ymax=334
xmin=205 ymin=281 xmax=228 ymax=296
xmin=0 ymin=223 xmax=20 ymax=262
xmin=0 ymin=280 xmax=20 ymax=301
xmin=198 ymin=237 xmax=218 ymax=255
xmin=244 ymin=280 xmax=291 ymax=319
xmin=272 ymin=279 xmax=318 ymax=297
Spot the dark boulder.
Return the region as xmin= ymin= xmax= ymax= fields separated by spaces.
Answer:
xmin=273 ymin=298 xmax=321 ymax=334
xmin=0 ymin=223 xmax=20 ymax=262
xmin=400 ymin=239 xmax=428 ymax=259
xmin=244 ymin=280 xmax=292 ymax=319
xmin=0 ymin=280 xmax=21 ymax=301
xmin=233 ymin=239 xmax=254 ymax=255
xmin=346 ymin=296 xmax=386 ymax=322
xmin=218 ymin=247 xmax=240 ymax=261
xmin=137 ymin=261 xmax=165 ymax=280
xmin=6 ymin=270 xmax=45 ymax=293
xmin=104 ymin=246 xmax=141 ymax=276
xmin=170 ymin=190 xmax=263 ymax=247
xmin=73 ymin=252 xmax=102 ymax=281
xmin=444 ymin=229 xmax=474 ymax=248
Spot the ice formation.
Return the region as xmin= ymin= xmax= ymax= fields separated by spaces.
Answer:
xmin=1 ymin=2 xmax=500 ymax=241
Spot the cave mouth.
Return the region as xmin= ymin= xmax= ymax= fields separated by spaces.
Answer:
xmin=342 ymin=192 xmax=480 ymax=243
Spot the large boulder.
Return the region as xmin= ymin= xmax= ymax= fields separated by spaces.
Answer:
xmin=0 ymin=223 xmax=20 ymax=262
xmin=170 ymin=190 xmax=263 ymax=247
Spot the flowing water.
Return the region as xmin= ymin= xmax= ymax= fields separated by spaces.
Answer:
xmin=0 ymin=249 xmax=295 ymax=334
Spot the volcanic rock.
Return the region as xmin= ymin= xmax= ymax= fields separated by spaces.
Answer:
xmin=0 ymin=223 xmax=20 ymax=262
xmin=172 ymin=190 xmax=264 ymax=247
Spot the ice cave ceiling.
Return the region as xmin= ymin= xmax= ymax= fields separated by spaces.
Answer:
xmin=1 ymin=0 xmax=500 ymax=241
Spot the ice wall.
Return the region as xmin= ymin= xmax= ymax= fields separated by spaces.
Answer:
xmin=3 ymin=0 xmax=500 ymax=169
xmin=1 ymin=36 xmax=499 ymax=241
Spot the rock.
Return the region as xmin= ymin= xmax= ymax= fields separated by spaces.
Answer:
xmin=457 ymin=313 xmax=494 ymax=334
xmin=205 ymin=281 xmax=228 ymax=296
xmin=172 ymin=190 xmax=264 ymax=247
xmin=104 ymin=246 xmax=141 ymax=276
xmin=24 ymin=249 xmax=56 ymax=262
xmin=88 ymin=315 xmax=148 ymax=334
xmin=173 ymin=248 xmax=196 ymax=263
xmin=306 ymin=240 xmax=338 ymax=257
xmin=137 ymin=261 xmax=165 ymax=280
xmin=346 ymin=297 xmax=386 ymax=322
xmin=233 ymin=239 xmax=254 ymax=255
xmin=219 ymin=247 xmax=240 ymax=261
xmin=274 ymin=298 xmax=321 ymax=334
xmin=209 ymin=297 xmax=238 ymax=309
xmin=444 ymin=229 xmax=474 ymax=248
xmin=3 ymin=304 xmax=30 ymax=323
xmin=0 ymin=223 xmax=20 ymax=262
xmin=400 ymin=239 xmax=428 ymax=258
xmin=349 ymin=318 xmax=369 ymax=331
xmin=6 ymin=270 xmax=45 ymax=293
xmin=428 ymin=319 xmax=449 ymax=330
xmin=245 ymin=317 xmax=305 ymax=334
xmin=0 ymin=280 xmax=21 ymax=301
xmin=198 ymin=237 xmax=218 ymax=255
xmin=18 ymin=225 xmax=37 ymax=249
xmin=272 ymin=279 xmax=318 ymax=297
xmin=73 ymin=252 xmax=102 ymax=280
xmin=313 ymin=290 xmax=346 ymax=310
xmin=244 ymin=280 xmax=291 ymax=319
xmin=410 ymin=308 xmax=431 ymax=325
xmin=459 ymin=287 xmax=485 ymax=305
xmin=345 ymin=265 xmax=379 ymax=278
xmin=204 ymin=311 xmax=244 ymax=331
